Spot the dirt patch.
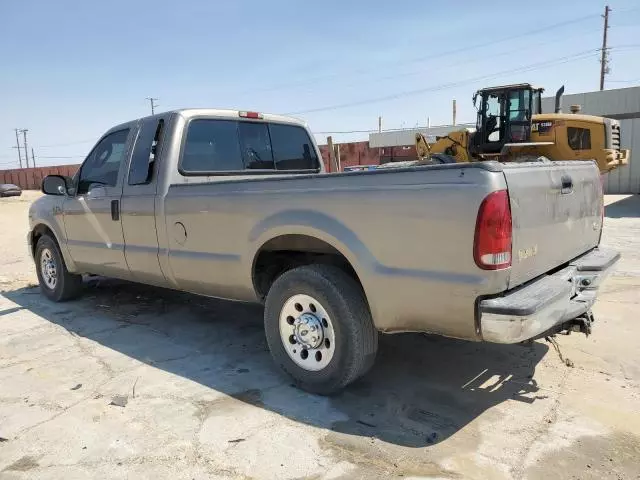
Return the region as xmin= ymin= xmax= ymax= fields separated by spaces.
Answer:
xmin=525 ymin=431 xmax=640 ymax=480
xmin=2 ymin=455 xmax=40 ymax=472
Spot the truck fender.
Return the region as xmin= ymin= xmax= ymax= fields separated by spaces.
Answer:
xmin=247 ymin=209 xmax=377 ymax=284
xmin=29 ymin=220 xmax=78 ymax=273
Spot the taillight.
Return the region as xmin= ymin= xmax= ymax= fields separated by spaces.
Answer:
xmin=474 ymin=190 xmax=512 ymax=270
xmin=239 ymin=111 xmax=263 ymax=119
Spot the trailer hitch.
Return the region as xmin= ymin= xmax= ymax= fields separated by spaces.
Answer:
xmin=567 ymin=311 xmax=594 ymax=337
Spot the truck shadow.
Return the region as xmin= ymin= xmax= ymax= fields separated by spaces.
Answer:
xmin=605 ymin=195 xmax=640 ymax=218
xmin=5 ymin=280 xmax=549 ymax=448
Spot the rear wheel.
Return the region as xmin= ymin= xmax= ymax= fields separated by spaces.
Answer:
xmin=35 ymin=235 xmax=83 ymax=302
xmin=264 ymin=264 xmax=378 ymax=395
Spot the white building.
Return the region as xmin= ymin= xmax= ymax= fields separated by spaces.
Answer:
xmin=369 ymin=86 xmax=640 ymax=194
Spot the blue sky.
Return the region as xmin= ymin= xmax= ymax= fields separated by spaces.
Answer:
xmin=1 ymin=0 xmax=640 ymax=168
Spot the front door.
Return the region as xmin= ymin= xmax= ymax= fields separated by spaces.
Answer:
xmin=63 ymin=127 xmax=133 ymax=278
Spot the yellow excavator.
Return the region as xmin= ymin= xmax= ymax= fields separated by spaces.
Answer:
xmin=415 ymin=83 xmax=629 ymax=173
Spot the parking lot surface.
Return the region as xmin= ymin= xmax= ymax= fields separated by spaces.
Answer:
xmin=1 ymin=192 xmax=639 ymax=480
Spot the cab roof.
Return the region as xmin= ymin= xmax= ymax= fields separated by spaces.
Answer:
xmin=106 ymin=109 xmax=308 ymax=137
xmin=534 ymin=112 xmax=606 ymax=124
xmin=479 ymin=83 xmax=544 ymax=93
xmin=173 ymin=109 xmax=307 ymax=127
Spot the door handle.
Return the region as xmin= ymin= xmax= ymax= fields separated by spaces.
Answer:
xmin=561 ymin=175 xmax=573 ymax=194
xmin=111 ymin=200 xmax=120 ymax=221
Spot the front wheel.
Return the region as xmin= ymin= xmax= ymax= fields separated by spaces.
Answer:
xmin=264 ymin=265 xmax=378 ymax=395
xmin=35 ymin=235 xmax=83 ymax=302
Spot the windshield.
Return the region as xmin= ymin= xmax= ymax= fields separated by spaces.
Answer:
xmin=532 ymin=89 xmax=542 ymax=114
xmin=508 ymin=89 xmax=531 ymax=122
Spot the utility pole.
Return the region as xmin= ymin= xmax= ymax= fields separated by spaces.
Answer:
xmin=326 ymin=136 xmax=335 ymax=173
xmin=378 ymin=116 xmax=382 ymax=133
xmin=13 ymin=129 xmax=23 ymax=168
xmin=452 ymin=99 xmax=457 ymax=126
xmin=600 ymin=5 xmax=611 ymax=91
xmin=146 ymin=97 xmax=159 ymax=115
xmin=31 ymin=147 xmax=36 ymax=168
xmin=21 ymin=129 xmax=30 ymax=168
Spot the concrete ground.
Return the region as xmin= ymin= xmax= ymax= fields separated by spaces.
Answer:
xmin=0 ymin=192 xmax=639 ymax=480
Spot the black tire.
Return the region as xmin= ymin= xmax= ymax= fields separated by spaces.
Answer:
xmin=264 ymin=264 xmax=378 ymax=395
xmin=35 ymin=235 xmax=83 ymax=302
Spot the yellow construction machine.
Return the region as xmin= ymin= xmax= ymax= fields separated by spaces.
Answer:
xmin=415 ymin=83 xmax=629 ymax=173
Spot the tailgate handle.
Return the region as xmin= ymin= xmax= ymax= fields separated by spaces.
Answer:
xmin=561 ymin=175 xmax=573 ymax=194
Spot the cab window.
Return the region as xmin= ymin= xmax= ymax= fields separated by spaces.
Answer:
xmin=181 ymin=119 xmax=244 ymax=172
xmin=270 ymin=124 xmax=318 ymax=170
xmin=77 ymin=129 xmax=130 ymax=194
xmin=180 ymin=119 xmax=319 ymax=174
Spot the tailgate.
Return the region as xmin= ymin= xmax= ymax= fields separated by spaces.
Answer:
xmin=503 ymin=161 xmax=602 ymax=289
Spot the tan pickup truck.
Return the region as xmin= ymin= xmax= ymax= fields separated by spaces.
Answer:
xmin=28 ymin=109 xmax=619 ymax=394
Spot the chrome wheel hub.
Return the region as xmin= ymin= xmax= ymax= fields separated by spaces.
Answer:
xmin=279 ymin=294 xmax=335 ymax=372
xmin=40 ymin=248 xmax=57 ymax=290
xmin=294 ymin=313 xmax=324 ymax=349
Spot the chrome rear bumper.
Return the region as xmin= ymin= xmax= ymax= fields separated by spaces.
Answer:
xmin=479 ymin=247 xmax=620 ymax=344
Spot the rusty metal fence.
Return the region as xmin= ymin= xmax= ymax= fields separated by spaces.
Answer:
xmin=0 ymin=165 xmax=80 ymax=190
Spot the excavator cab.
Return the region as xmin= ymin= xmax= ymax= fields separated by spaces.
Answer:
xmin=471 ymin=83 xmax=543 ymax=156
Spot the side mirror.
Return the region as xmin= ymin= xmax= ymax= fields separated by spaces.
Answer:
xmin=42 ymin=175 xmax=69 ymax=196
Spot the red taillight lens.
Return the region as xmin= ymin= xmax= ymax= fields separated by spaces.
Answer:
xmin=239 ymin=111 xmax=263 ymax=119
xmin=474 ymin=190 xmax=512 ymax=270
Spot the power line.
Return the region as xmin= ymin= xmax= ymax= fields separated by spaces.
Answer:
xmin=285 ymin=49 xmax=600 ymax=116
xmin=37 ymin=139 xmax=95 ymax=148
xmin=607 ymin=78 xmax=640 ymax=83
xmin=238 ymin=13 xmax=603 ymax=96
xmin=0 ymin=159 xmax=19 ymax=167
xmin=309 ymin=29 xmax=596 ymax=95
xmin=314 ymin=124 xmax=473 ymax=135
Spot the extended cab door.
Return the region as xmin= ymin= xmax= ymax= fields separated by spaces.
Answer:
xmin=62 ymin=127 xmax=134 ymax=278
xmin=120 ymin=115 xmax=169 ymax=287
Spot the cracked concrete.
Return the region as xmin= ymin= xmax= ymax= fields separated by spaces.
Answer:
xmin=0 ymin=192 xmax=639 ymax=479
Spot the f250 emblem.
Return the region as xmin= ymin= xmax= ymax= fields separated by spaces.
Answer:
xmin=518 ymin=245 xmax=538 ymax=261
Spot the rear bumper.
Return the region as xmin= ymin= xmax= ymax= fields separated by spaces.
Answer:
xmin=479 ymin=247 xmax=620 ymax=343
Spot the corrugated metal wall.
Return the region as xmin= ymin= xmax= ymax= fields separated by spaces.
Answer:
xmin=541 ymin=86 xmax=640 ymax=194
xmin=0 ymin=165 xmax=80 ymax=190
xmin=603 ymin=118 xmax=640 ymax=194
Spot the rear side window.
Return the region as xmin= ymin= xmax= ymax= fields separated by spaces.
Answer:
xmin=129 ymin=118 xmax=164 ymax=185
xmin=270 ymin=124 xmax=318 ymax=170
xmin=182 ymin=119 xmax=244 ymax=172
xmin=180 ymin=119 xmax=319 ymax=174
xmin=567 ymin=127 xmax=591 ymax=150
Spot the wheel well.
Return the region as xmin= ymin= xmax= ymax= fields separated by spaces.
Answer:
xmin=31 ymin=224 xmax=57 ymax=256
xmin=252 ymin=234 xmax=361 ymax=300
